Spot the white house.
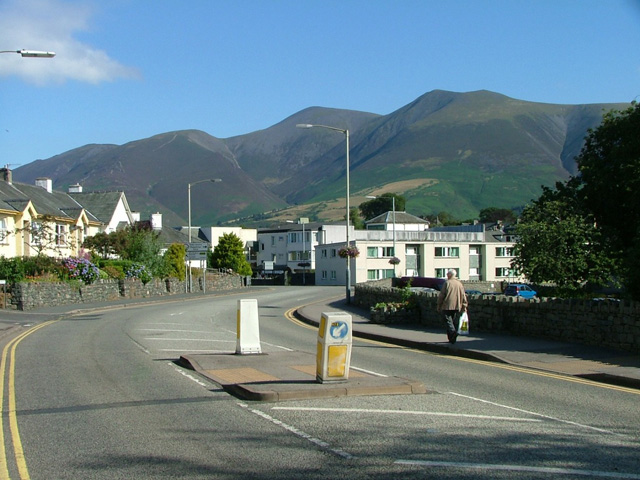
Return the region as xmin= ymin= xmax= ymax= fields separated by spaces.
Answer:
xmin=256 ymin=222 xmax=350 ymax=273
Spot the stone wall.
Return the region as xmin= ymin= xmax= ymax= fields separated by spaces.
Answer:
xmin=355 ymin=284 xmax=640 ymax=353
xmin=9 ymin=272 xmax=245 ymax=311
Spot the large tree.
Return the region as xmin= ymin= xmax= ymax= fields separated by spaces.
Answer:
xmin=513 ymin=102 xmax=639 ymax=298
xmin=359 ymin=193 xmax=406 ymax=220
xmin=511 ymin=178 xmax=617 ymax=296
xmin=576 ymin=102 xmax=640 ymax=298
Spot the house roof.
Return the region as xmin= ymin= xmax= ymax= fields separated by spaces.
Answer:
xmin=68 ymin=191 xmax=129 ymax=225
xmin=0 ymin=181 xmax=100 ymax=223
xmin=366 ymin=211 xmax=429 ymax=225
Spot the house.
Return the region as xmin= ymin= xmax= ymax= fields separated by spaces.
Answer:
xmin=256 ymin=222 xmax=350 ymax=274
xmin=315 ymin=213 xmax=521 ymax=286
xmin=0 ymin=167 xmax=137 ymax=259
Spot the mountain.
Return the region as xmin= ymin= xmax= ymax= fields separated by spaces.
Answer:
xmin=13 ymin=90 xmax=628 ymax=226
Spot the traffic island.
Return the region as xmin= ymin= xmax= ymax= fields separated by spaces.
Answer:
xmin=178 ymin=351 xmax=428 ymax=402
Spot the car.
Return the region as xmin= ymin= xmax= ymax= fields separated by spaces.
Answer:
xmin=504 ymin=284 xmax=537 ymax=299
xmin=465 ymin=289 xmax=482 ymax=296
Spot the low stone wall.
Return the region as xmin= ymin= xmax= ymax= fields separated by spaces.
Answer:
xmin=9 ymin=272 xmax=245 ymax=311
xmin=355 ymin=284 xmax=640 ymax=353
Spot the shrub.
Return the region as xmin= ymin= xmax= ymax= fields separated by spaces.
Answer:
xmin=125 ymin=263 xmax=152 ymax=284
xmin=102 ymin=265 xmax=124 ymax=279
xmin=61 ymin=257 xmax=100 ymax=285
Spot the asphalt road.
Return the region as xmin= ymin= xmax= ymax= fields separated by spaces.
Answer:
xmin=2 ymin=286 xmax=638 ymax=479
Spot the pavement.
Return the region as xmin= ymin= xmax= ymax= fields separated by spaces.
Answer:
xmin=2 ymin=289 xmax=639 ymax=402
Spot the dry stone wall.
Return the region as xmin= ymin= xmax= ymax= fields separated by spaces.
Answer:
xmin=8 ymin=272 xmax=244 ymax=311
xmin=355 ymin=283 xmax=640 ymax=353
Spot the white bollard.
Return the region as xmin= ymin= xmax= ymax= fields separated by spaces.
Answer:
xmin=236 ymin=299 xmax=262 ymax=354
xmin=316 ymin=311 xmax=352 ymax=383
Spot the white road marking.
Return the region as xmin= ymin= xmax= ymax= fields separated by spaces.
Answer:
xmin=271 ymin=406 xmax=541 ymax=422
xmin=137 ymin=329 xmax=214 ymax=333
xmin=395 ymin=460 xmax=640 ymax=479
xmin=143 ymin=338 xmax=235 ymax=343
xmin=350 ymin=366 xmax=388 ymax=377
xmin=238 ymin=403 xmax=353 ymax=459
xmin=449 ymin=392 xmax=622 ymax=435
xmin=171 ymin=363 xmax=208 ymax=386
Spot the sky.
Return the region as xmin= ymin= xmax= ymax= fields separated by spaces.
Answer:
xmin=1 ymin=0 xmax=639 ymax=168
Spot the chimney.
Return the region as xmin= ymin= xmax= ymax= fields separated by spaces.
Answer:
xmin=68 ymin=183 xmax=83 ymax=193
xmin=35 ymin=177 xmax=53 ymax=193
xmin=151 ymin=212 xmax=162 ymax=231
xmin=0 ymin=166 xmax=12 ymax=184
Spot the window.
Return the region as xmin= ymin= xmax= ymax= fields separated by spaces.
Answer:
xmin=435 ymin=247 xmax=459 ymax=257
xmin=368 ymin=269 xmax=395 ymax=280
xmin=0 ymin=218 xmax=7 ymax=244
xmin=271 ymin=236 xmax=275 ymax=246
xmin=495 ymin=267 xmax=514 ymax=277
xmin=469 ymin=246 xmax=480 ymax=255
xmin=330 ymin=271 xmax=337 ymax=280
xmin=55 ymin=224 xmax=66 ymax=246
xmin=331 ymin=249 xmax=337 ymax=258
xmin=321 ymin=271 xmax=327 ymax=280
xmin=496 ymin=247 xmax=514 ymax=257
xmin=435 ymin=268 xmax=459 ymax=278
xmin=367 ymin=246 xmax=395 ymax=258
xmin=367 ymin=270 xmax=377 ymax=280
xmin=321 ymin=249 xmax=327 ymax=258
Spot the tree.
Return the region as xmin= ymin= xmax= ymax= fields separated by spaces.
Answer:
xmin=359 ymin=193 xmax=406 ymax=220
xmin=479 ymin=207 xmax=517 ymax=224
xmin=208 ymin=232 xmax=252 ymax=276
xmin=349 ymin=208 xmax=365 ymax=230
xmin=164 ymin=243 xmax=186 ymax=280
xmin=512 ymin=178 xmax=618 ymax=296
xmin=575 ymin=102 xmax=640 ymax=298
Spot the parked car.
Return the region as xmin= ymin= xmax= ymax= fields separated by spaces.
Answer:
xmin=465 ymin=289 xmax=482 ymax=296
xmin=504 ymin=284 xmax=537 ymax=299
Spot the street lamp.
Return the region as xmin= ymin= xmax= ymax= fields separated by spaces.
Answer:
xmin=367 ymin=195 xmax=397 ymax=277
xmin=297 ymin=123 xmax=351 ymax=302
xmin=187 ymin=178 xmax=222 ymax=292
xmin=1 ymin=49 xmax=56 ymax=58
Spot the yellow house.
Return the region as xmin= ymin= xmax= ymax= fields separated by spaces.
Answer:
xmin=0 ymin=170 xmax=103 ymax=258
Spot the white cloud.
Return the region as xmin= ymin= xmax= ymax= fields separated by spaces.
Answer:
xmin=0 ymin=0 xmax=139 ymax=85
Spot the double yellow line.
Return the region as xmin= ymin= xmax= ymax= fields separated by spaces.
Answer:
xmin=0 ymin=320 xmax=58 ymax=480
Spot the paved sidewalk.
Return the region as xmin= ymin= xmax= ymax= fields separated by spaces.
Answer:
xmin=296 ymin=298 xmax=640 ymax=390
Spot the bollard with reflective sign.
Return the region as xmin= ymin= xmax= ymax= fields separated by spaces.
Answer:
xmin=236 ymin=299 xmax=262 ymax=354
xmin=316 ymin=311 xmax=352 ymax=383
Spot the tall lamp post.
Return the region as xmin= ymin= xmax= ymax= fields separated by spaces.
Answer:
xmin=1 ymin=49 xmax=56 ymax=58
xmin=188 ymin=178 xmax=222 ymax=292
xmin=296 ymin=123 xmax=351 ymax=303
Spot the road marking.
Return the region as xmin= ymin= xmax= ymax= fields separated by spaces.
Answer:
xmin=271 ymin=406 xmax=541 ymax=423
xmin=395 ymin=460 xmax=640 ymax=479
xmin=449 ymin=392 xmax=621 ymax=435
xmin=170 ymin=363 xmax=209 ymax=387
xmin=238 ymin=403 xmax=354 ymax=459
xmin=350 ymin=366 xmax=388 ymax=377
xmin=1 ymin=320 xmax=58 ymax=480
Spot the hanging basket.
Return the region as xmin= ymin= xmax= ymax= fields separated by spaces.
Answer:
xmin=338 ymin=246 xmax=360 ymax=258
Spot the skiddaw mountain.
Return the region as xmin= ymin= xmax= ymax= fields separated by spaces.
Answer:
xmin=13 ymin=90 xmax=628 ymax=227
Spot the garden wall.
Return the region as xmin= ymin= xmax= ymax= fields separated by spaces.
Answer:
xmin=8 ymin=271 xmax=244 ymax=311
xmin=355 ymin=283 xmax=640 ymax=353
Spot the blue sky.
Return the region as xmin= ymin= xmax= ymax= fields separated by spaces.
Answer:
xmin=1 ymin=0 xmax=639 ymax=168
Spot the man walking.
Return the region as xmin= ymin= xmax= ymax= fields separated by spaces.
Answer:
xmin=437 ymin=269 xmax=468 ymax=344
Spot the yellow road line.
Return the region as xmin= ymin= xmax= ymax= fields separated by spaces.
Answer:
xmin=286 ymin=307 xmax=640 ymax=396
xmin=0 ymin=320 xmax=58 ymax=480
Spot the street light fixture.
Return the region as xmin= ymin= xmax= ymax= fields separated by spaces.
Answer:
xmin=367 ymin=195 xmax=397 ymax=277
xmin=1 ymin=49 xmax=56 ymax=58
xmin=296 ymin=123 xmax=351 ymax=302
xmin=187 ymin=178 xmax=222 ymax=292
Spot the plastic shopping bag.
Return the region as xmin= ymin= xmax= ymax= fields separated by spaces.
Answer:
xmin=458 ymin=311 xmax=469 ymax=335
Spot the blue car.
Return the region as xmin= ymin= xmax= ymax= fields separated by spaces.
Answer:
xmin=504 ymin=284 xmax=537 ymax=299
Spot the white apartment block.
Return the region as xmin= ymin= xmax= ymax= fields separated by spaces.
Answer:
xmin=315 ymin=217 xmax=521 ymax=286
xmin=256 ymin=223 xmax=351 ymax=272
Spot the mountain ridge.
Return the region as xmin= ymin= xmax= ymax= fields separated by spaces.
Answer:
xmin=13 ymin=89 xmax=628 ymax=226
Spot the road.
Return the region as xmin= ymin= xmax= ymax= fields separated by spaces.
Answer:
xmin=1 ymin=286 xmax=638 ymax=479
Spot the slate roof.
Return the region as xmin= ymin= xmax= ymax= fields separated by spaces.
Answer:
xmin=0 ymin=181 xmax=100 ymax=223
xmin=68 ymin=191 xmax=128 ymax=224
xmin=366 ymin=211 xmax=429 ymax=225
